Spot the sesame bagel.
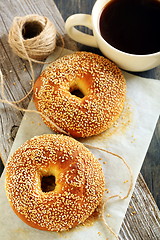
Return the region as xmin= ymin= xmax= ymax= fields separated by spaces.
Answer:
xmin=33 ymin=52 xmax=126 ymax=138
xmin=5 ymin=134 xmax=105 ymax=231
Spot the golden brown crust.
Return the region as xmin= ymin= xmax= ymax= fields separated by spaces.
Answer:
xmin=33 ymin=51 xmax=126 ymax=138
xmin=5 ymin=134 xmax=105 ymax=231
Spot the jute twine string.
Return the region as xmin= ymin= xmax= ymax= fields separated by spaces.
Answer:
xmin=101 ymin=201 xmax=119 ymax=239
xmin=84 ymin=144 xmax=133 ymax=239
xmin=0 ymin=66 xmax=132 ymax=237
xmin=0 ymin=69 xmax=68 ymax=135
xmin=0 ymin=68 xmax=132 ymax=238
xmin=8 ymin=14 xmax=57 ymax=61
xmin=8 ymin=14 xmax=64 ymax=104
xmin=1 ymin=15 xmax=132 ymax=237
xmin=84 ymin=144 xmax=133 ymax=200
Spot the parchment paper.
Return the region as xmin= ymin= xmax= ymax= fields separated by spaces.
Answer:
xmin=0 ymin=48 xmax=160 ymax=239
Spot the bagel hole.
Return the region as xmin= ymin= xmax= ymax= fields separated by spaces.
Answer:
xmin=41 ymin=175 xmax=56 ymax=192
xmin=22 ymin=21 xmax=43 ymax=39
xmin=70 ymin=88 xmax=85 ymax=98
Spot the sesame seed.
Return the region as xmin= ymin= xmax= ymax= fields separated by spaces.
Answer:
xmin=5 ymin=134 xmax=105 ymax=232
xmin=33 ymin=52 xmax=126 ymax=138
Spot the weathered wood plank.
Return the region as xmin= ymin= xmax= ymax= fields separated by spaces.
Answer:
xmin=141 ymin=118 xmax=160 ymax=210
xmin=0 ymin=0 xmax=160 ymax=239
xmin=119 ymin=173 xmax=160 ymax=239
xmin=0 ymin=0 xmax=76 ymax=162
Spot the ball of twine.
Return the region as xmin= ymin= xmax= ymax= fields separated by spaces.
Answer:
xmin=8 ymin=14 xmax=57 ymax=61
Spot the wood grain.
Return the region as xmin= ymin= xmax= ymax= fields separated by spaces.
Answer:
xmin=119 ymin=174 xmax=160 ymax=240
xmin=0 ymin=0 xmax=77 ymax=163
xmin=0 ymin=0 xmax=160 ymax=239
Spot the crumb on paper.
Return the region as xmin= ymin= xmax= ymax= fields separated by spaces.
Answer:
xmin=113 ymin=122 xmax=118 ymax=127
xmin=38 ymin=123 xmax=41 ymax=126
xmin=31 ymin=121 xmax=34 ymax=124
xmin=98 ymin=232 xmax=101 ymax=236
xmin=106 ymin=213 xmax=111 ymax=217
xmin=131 ymin=134 xmax=137 ymax=143
xmin=131 ymin=211 xmax=137 ymax=216
xmin=105 ymin=188 xmax=110 ymax=193
xmin=122 ymin=120 xmax=131 ymax=126
xmin=103 ymin=161 xmax=107 ymax=164
xmin=98 ymin=158 xmax=102 ymax=160
xmin=123 ymin=180 xmax=129 ymax=183
xmin=13 ymin=82 xmax=16 ymax=86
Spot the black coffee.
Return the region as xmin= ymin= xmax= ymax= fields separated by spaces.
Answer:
xmin=99 ymin=0 xmax=160 ymax=55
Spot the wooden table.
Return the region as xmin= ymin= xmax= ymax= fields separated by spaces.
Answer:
xmin=0 ymin=0 xmax=159 ymax=239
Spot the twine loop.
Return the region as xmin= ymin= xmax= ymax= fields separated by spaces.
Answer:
xmin=8 ymin=14 xmax=57 ymax=61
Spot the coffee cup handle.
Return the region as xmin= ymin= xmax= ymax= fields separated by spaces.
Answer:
xmin=65 ymin=14 xmax=98 ymax=48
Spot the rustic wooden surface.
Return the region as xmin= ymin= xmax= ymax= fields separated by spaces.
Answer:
xmin=0 ymin=0 xmax=159 ymax=239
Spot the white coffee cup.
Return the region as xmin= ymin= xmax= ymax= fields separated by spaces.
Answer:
xmin=65 ymin=0 xmax=160 ymax=72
